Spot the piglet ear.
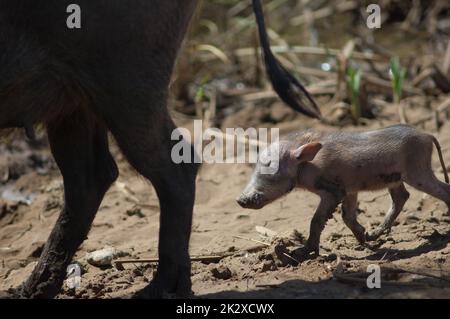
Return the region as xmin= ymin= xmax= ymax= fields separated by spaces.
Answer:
xmin=290 ymin=142 xmax=322 ymax=162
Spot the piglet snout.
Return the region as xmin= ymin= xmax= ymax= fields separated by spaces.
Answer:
xmin=236 ymin=195 xmax=250 ymax=208
xmin=236 ymin=192 xmax=265 ymax=209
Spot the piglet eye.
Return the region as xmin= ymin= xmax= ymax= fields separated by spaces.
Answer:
xmin=262 ymin=160 xmax=271 ymax=167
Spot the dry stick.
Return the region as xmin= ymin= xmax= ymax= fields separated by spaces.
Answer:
xmin=200 ymin=46 xmax=386 ymax=63
xmin=425 ymin=0 xmax=445 ymax=34
xmin=411 ymin=67 xmax=434 ymax=87
xmin=296 ymin=66 xmax=337 ymax=78
xmin=334 ymin=266 xmax=450 ymax=287
xmin=431 ymin=64 xmax=450 ymax=93
xmin=379 ymin=251 xmax=389 ymax=262
xmin=227 ymin=0 xmax=288 ymax=20
xmin=282 ymin=252 xmax=300 ymax=265
xmin=255 ymin=225 xmax=278 ymax=238
xmin=398 ymin=102 xmax=408 ymax=125
xmin=265 ymin=0 xmax=291 ymax=13
xmin=412 ymin=97 xmax=450 ymax=126
xmin=196 ymin=44 xmax=230 ymax=64
xmin=371 ymin=98 xmax=391 ymax=109
xmin=203 ymin=88 xmax=217 ymax=130
xmin=245 ymin=244 xmax=271 ymax=253
xmin=222 ymin=0 xmax=288 ymax=44
xmin=233 ymin=235 xmax=270 ymax=247
xmin=115 ymin=181 xmax=140 ymax=203
xmin=222 ymin=79 xmax=336 ymax=98
xmin=443 ymin=38 xmax=450 ymax=75
xmin=333 ymin=271 xmax=424 ymax=287
xmin=114 ymin=255 xmax=230 ymax=270
xmin=385 ymin=266 xmax=450 ymax=284
xmin=114 ymin=182 xmax=156 ymax=209
xmin=354 ymin=34 xmax=393 ymax=59
xmin=400 ymin=0 xmax=421 ymax=31
xmin=240 ymin=87 xmax=336 ymax=102
xmin=363 ymin=74 xmax=422 ymax=96
xmin=333 ymin=40 xmax=355 ymax=106
xmin=360 ymin=192 xmax=388 ymax=203
xmin=115 ymin=244 xmax=272 ymax=269
xmin=211 ymin=131 xmax=267 ymax=148
xmin=227 ymin=1 xmax=250 ymax=18
xmin=290 ymin=0 xmax=358 ymax=26
xmin=233 ymin=235 xmax=300 ymax=265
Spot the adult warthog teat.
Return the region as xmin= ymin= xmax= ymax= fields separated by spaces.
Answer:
xmin=238 ymin=125 xmax=450 ymax=259
xmin=0 ymin=0 xmax=319 ymax=298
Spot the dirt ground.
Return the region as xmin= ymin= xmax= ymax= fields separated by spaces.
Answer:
xmin=1 ymin=96 xmax=450 ymax=299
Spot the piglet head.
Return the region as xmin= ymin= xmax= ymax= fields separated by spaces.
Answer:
xmin=237 ymin=141 xmax=322 ymax=209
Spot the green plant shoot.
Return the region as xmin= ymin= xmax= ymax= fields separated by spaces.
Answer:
xmin=346 ymin=66 xmax=362 ymax=122
xmin=390 ymin=56 xmax=406 ymax=104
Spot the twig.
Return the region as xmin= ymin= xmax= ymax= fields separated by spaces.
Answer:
xmin=200 ymin=45 xmax=386 ymax=63
xmin=430 ymin=64 xmax=450 ymax=93
xmin=241 ymin=83 xmax=337 ymax=102
xmin=115 ymin=182 xmax=140 ymax=204
xmin=385 ymin=266 xmax=450 ymax=284
xmin=443 ymin=38 xmax=450 ymax=75
xmin=411 ymin=65 xmax=450 ymax=93
xmin=203 ymin=88 xmax=217 ymax=130
xmin=354 ymin=33 xmax=394 ymax=58
xmin=295 ymin=66 xmax=336 ymax=78
xmin=412 ymin=97 xmax=450 ymax=126
xmin=234 ymin=234 xmax=300 ymax=264
xmin=398 ymin=102 xmax=409 ymax=124
xmin=411 ymin=68 xmax=434 ymax=87
xmin=241 ymin=88 xmax=334 ymax=102
xmin=205 ymin=130 xmax=267 ymax=148
xmin=379 ymin=251 xmax=389 ymax=262
xmin=233 ymin=235 xmax=270 ymax=246
xmin=332 ymin=40 xmax=355 ymax=105
xmin=400 ymin=0 xmax=421 ymax=31
xmin=360 ymin=192 xmax=388 ymax=203
xmin=223 ymin=79 xmax=336 ymax=98
xmin=255 ymin=225 xmax=278 ymax=239
xmin=363 ymin=74 xmax=422 ymax=96
xmin=195 ymin=44 xmax=230 ymax=64
xmin=283 ymin=252 xmax=300 ymax=265
xmin=114 ymin=255 xmax=229 ymax=270
xmin=333 ymin=272 xmax=424 ymax=287
xmin=290 ymin=1 xmax=358 ymax=26
xmin=245 ymin=244 xmax=270 ymax=253
xmin=333 ymin=266 xmax=450 ymax=287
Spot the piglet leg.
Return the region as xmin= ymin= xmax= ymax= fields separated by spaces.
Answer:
xmin=341 ymin=193 xmax=366 ymax=244
xmin=293 ymin=192 xmax=341 ymax=260
xmin=366 ymin=184 xmax=409 ymax=241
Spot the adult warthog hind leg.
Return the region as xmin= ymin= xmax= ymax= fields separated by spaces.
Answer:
xmin=21 ymin=111 xmax=118 ymax=298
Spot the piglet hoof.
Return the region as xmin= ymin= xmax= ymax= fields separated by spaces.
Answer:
xmin=0 ymin=292 xmax=14 ymax=299
xmin=365 ymin=228 xmax=386 ymax=242
xmin=354 ymin=232 xmax=367 ymax=246
xmin=291 ymin=246 xmax=318 ymax=263
xmin=365 ymin=231 xmax=378 ymax=242
xmin=0 ymin=288 xmax=23 ymax=299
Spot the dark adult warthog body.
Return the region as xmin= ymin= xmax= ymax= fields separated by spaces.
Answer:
xmin=1 ymin=0 xmax=199 ymax=299
xmin=238 ymin=125 xmax=450 ymax=258
xmin=0 ymin=1 xmax=318 ymax=298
